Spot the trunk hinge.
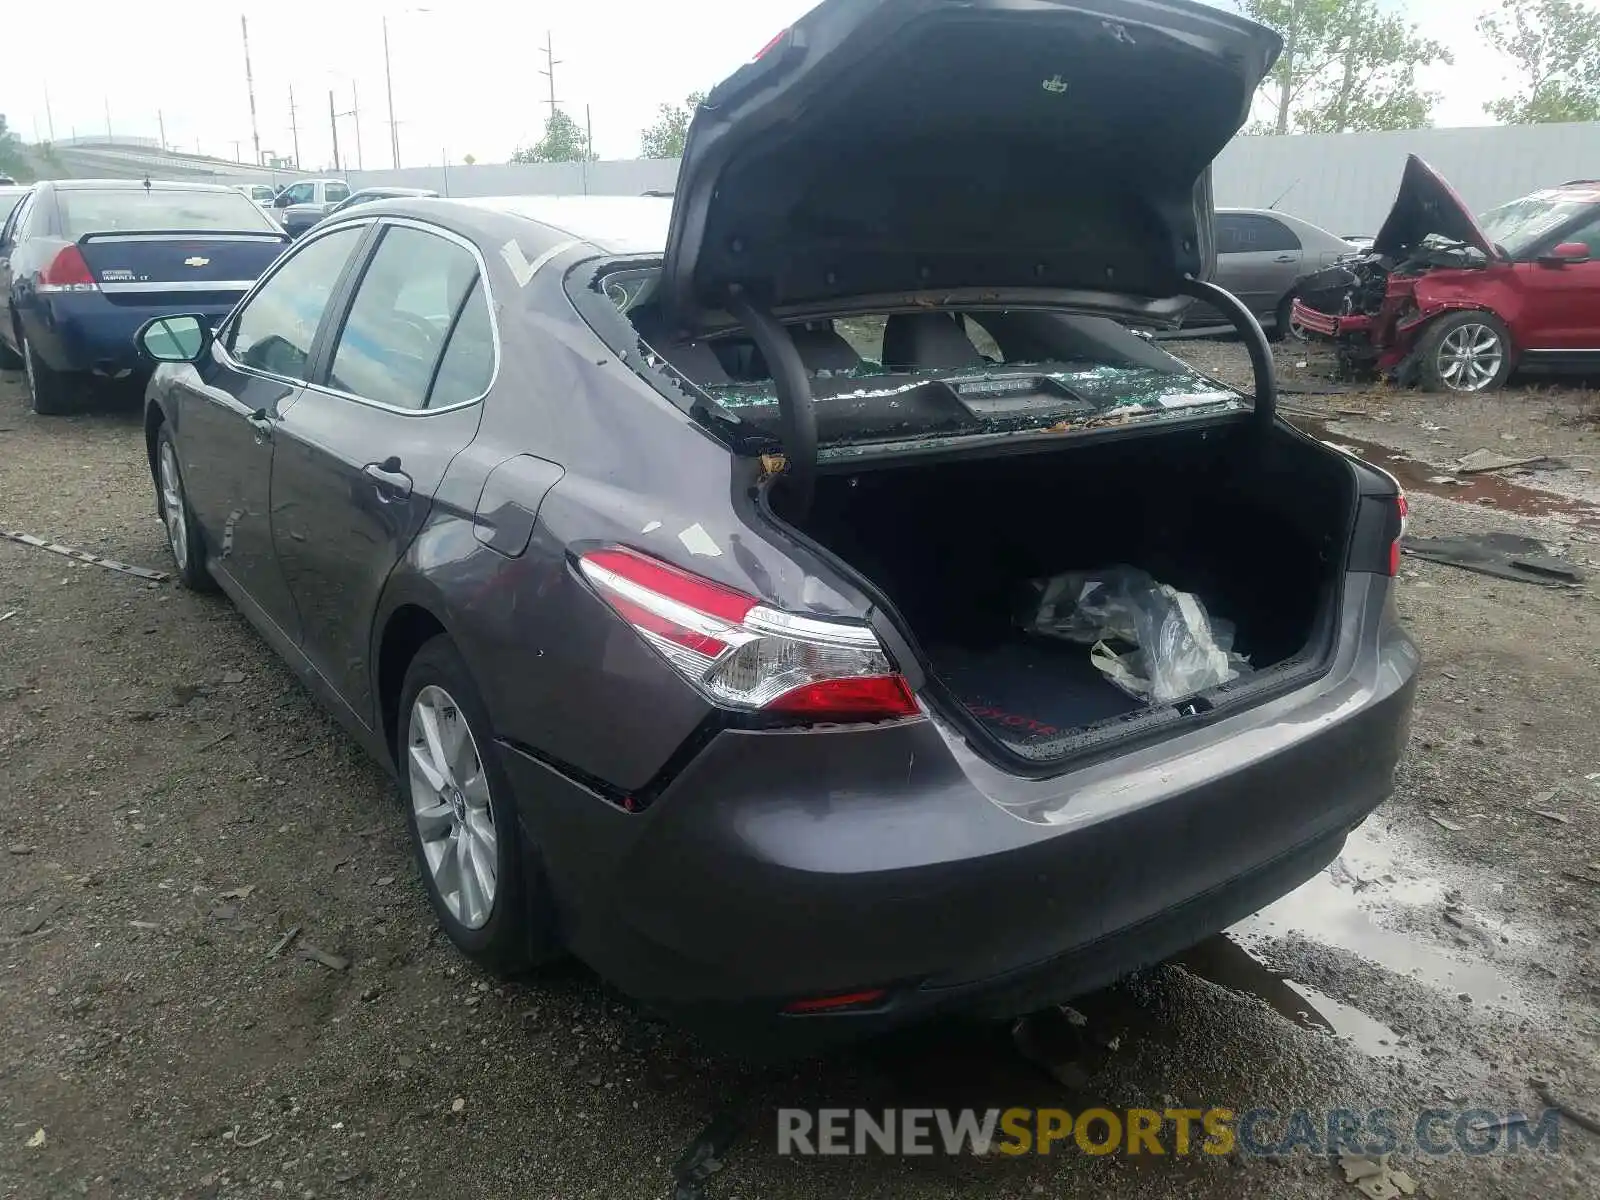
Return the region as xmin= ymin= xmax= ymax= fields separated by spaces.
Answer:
xmin=1178 ymin=277 xmax=1278 ymax=428
xmin=726 ymin=285 xmax=817 ymax=517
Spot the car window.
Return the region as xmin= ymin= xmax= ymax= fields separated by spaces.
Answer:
xmin=5 ymin=191 xmax=39 ymax=243
xmin=1216 ymin=214 xmax=1301 ymax=255
xmin=56 ymin=188 xmax=275 ymax=235
xmin=326 ymin=182 xmax=350 ymax=203
xmin=0 ymin=191 xmax=24 ymax=230
xmin=326 ymin=225 xmax=481 ymax=409
xmin=427 ymin=280 xmax=496 ymax=407
xmin=227 ymin=225 xmax=365 ymax=380
xmin=1563 ymin=216 xmax=1600 ymax=257
xmin=282 ymin=182 xmax=315 ymax=205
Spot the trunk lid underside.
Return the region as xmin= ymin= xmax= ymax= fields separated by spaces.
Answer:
xmin=660 ymin=0 xmax=1281 ymax=334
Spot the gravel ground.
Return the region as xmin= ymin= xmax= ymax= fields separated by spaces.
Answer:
xmin=2 ymin=367 xmax=1599 ymax=1200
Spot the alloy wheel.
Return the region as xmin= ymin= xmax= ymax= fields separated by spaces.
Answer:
xmin=407 ymin=685 xmax=498 ymax=930
xmin=158 ymin=442 xmax=188 ymax=571
xmin=1436 ymin=323 xmax=1504 ymax=392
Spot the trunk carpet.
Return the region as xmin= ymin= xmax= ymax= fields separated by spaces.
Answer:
xmin=931 ymin=636 xmax=1143 ymax=745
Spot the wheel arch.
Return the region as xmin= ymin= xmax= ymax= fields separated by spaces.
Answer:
xmin=376 ymin=601 xmax=451 ymax=763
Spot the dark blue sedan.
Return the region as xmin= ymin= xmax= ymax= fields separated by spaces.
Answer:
xmin=0 ymin=179 xmax=289 ymax=414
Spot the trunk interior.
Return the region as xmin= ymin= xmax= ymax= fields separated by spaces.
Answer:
xmin=775 ymin=423 xmax=1357 ymax=760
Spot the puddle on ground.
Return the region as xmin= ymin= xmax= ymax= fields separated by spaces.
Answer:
xmin=1291 ymin=417 xmax=1600 ymax=531
xmin=1231 ymin=819 xmax=1527 ymax=1010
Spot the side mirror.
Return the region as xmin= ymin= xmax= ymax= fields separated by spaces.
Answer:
xmin=1539 ymin=242 xmax=1592 ymax=265
xmin=274 ymin=193 xmax=293 ymax=207
xmin=137 ymin=314 xmax=210 ymax=363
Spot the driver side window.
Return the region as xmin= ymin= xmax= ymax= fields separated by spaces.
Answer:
xmin=282 ymin=182 xmax=315 ymax=205
xmin=1567 ymin=217 xmax=1600 ymax=258
xmin=226 ymin=225 xmax=365 ymax=380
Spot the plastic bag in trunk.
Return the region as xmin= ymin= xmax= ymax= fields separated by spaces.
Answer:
xmin=1021 ymin=566 xmax=1251 ymax=704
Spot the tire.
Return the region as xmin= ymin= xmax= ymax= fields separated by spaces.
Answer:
xmin=1416 ymin=311 xmax=1514 ymax=393
xmin=154 ymin=424 xmax=217 ymax=592
xmin=22 ymin=335 xmax=78 ymax=415
xmin=398 ymin=636 xmax=558 ymax=974
xmin=1268 ymin=293 xmax=1294 ymax=343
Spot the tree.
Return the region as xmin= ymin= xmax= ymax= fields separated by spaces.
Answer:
xmin=510 ymin=110 xmax=596 ymax=164
xmin=639 ymin=92 xmax=706 ymax=160
xmin=1477 ymin=0 xmax=1600 ymax=124
xmin=0 ymin=114 xmax=29 ymax=181
xmin=1241 ymin=0 xmax=1452 ymax=135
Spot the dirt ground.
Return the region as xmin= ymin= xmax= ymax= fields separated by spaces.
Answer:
xmin=2 ymin=356 xmax=1599 ymax=1200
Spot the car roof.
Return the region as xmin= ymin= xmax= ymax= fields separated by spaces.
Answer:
xmin=354 ymin=187 xmax=437 ymax=198
xmin=1216 ymin=206 xmax=1352 ymax=244
xmin=419 ymin=195 xmax=673 ymax=254
xmin=45 ymin=178 xmax=252 ymax=194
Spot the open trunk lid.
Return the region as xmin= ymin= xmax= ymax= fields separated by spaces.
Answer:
xmin=659 ymin=0 xmax=1281 ymax=335
xmin=77 ymin=230 xmax=289 ymax=306
xmin=1372 ymin=155 xmax=1496 ymax=259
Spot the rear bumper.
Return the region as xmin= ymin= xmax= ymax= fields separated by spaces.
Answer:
xmin=500 ymin=575 xmax=1417 ymax=1052
xmin=21 ymin=295 xmax=242 ymax=375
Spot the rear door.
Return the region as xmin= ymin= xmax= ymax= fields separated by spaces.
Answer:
xmin=170 ymin=222 xmax=372 ymax=643
xmin=269 ymin=218 xmax=496 ymax=726
xmin=0 ymin=190 xmax=35 ymax=351
xmin=1513 ymin=215 xmax=1600 ymax=351
xmin=1213 ymin=213 xmax=1302 ymax=316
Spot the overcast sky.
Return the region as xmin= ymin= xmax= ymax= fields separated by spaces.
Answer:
xmin=0 ymin=0 xmax=1550 ymax=170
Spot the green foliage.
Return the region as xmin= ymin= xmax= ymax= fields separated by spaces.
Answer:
xmin=511 ymin=109 xmax=596 ymax=164
xmin=0 ymin=114 xmax=30 ymax=180
xmin=1477 ymin=0 xmax=1600 ymax=124
xmin=639 ymin=92 xmax=706 ymax=160
xmin=1241 ymin=0 xmax=1452 ymax=134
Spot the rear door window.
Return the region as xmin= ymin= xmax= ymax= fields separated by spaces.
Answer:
xmin=4 ymin=191 xmax=38 ymax=243
xmin=226 ymin=225 xmax=366 ymax=379
xmin=427 ymin=280 xmax=496 ymax=406
xmin=56 ymin=189 xmax=275 ymax=235
xmin=326 ymin=182 xmax=350 ymax=204
xmin=325 ymin=224 xmax=484 ymax=409
xmin=1218 ymin=213 xmax=1301 ymax=254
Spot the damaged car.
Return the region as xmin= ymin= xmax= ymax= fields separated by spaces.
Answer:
xmin=136 ymin=0 xmax=1415 ymax=1052
xmin=1293 ymin=157 xmax=1600 ymax=392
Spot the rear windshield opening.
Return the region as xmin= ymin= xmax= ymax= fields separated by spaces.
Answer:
xmin=602 ymin=270 xmax=1244 ymax=452
xmin=57 ymin=189 xmax=279 ymax=237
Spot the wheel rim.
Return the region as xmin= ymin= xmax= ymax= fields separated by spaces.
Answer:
xmin=158 ymin=442 xmax=188 ymax=571
xmin=407 ymin=685 xmax=498 ymax=930
xmin=1436 ymin=323 xmax=1504 ymax=392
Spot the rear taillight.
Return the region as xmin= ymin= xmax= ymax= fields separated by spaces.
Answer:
xmin=1388 ymin=492 xmax=1409 ymax=576
xmin=38 ymin=246 xmax=98 ymax=293
xmin=579 ymin=547 xmax=919 ymax=723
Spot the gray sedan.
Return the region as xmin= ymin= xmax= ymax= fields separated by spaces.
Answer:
xmin=1180 ymin=208 xmax=1358 ymax=338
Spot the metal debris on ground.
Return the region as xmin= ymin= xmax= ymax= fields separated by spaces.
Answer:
xmin=267 ymin=925 xmax=302 ymax=959
xmin=25 ymin=1128 xmax=46 ymax=1149
xmin=1402 ymin=533 xmax=1584 ymax=587
xmin=225 ymin=1123 xmax=273 ymax=1149
xmin=7 ymin=843 xmax=34 ymax=855
xmin=0 ymin=610 xmax=15 ymax=622
xmin=0 ymin=530 xmax=170 ymax=582
xmin=218 ymin=884 xmax=256 ymax=901
xmin=1338 ymin=1152 xmax=1418 ymax=1199
xmin=220 ymin=670 xmax=246 ymax=684
xmin=1532 ymin=809 xmax=1572 ymax=824
xmin=1429 ymin=816 xmax=1465 ymax=832
xmin=1530 ymin=1078 xmax=1600 ymax=1137
xmin=1455 ymin=449 xmax=1547 ymax=474
xmin=671 ymin=1110 xmax=744 ymax=1200
xmin=194 ymin=730 xmax=235 ymax=753
xmin=299 ymin=943 xmax=350 ymax=972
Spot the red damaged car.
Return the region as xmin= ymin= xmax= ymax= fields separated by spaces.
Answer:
xmin=1292 ymin=156 xmax=1600 ymax=393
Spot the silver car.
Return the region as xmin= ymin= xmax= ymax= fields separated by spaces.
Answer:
xmin=1179 ymin=208 xmax=1357 ymax=338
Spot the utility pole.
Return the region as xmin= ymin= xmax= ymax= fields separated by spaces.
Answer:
xmin=351 ymin=83 xmax=363 ymax=170
xmin=329 ymin=90 xmax=341 ymax=172
xmin=582 ymin=104 xmax=593 ymax=194
xmin=242 ymin=16 xmax=262 ymax=164
xmin=230 ymin=139 xmax=243 ymax=161
xmin=43 ymin=85 xmax=55 ymax=141
xmin=158 ymin=110 xmax=167 ymax=151
xmin=104 ymin=97 xmax=112 ymax=139
xmin=289 ymin=86 xmax=301 ymax=168
xmin=539 ymin=31 xmax=562 ymax=115
xmin=383 ymin=15 xmax=401 ymax=169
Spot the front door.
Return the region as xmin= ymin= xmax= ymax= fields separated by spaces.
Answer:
xmin=1513 ymin=217 xmax=1600 ymax=351
xmin=173 ymin=222 xmax=370 ymax=643
xmin=270 ymin=220 xmax=497 ymax=727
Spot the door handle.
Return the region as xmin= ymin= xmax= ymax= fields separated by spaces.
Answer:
xmin=363 ymin=457 xmax=413 ymax=499
xmin=1274 ymin=254 xmax=1297 ymax=263
xmin=248 ymin=408 xmax=273 ymax=441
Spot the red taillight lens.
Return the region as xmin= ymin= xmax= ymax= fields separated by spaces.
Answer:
xmin=783 ymin=988 xmax=887 ymax=1014
xmin=579 ymin=547 xmax=919 ymax=724
xmin=1388 ymin=491 xmax=1409 ymax=576
xmin=751 ymin=28 xmax=789 ymax=60
xmin=38 ymin=246 xmax=97 ymax=292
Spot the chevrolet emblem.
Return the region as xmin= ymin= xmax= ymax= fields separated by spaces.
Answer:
xmin=183 ymin=256 xmax=210 ymax=267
